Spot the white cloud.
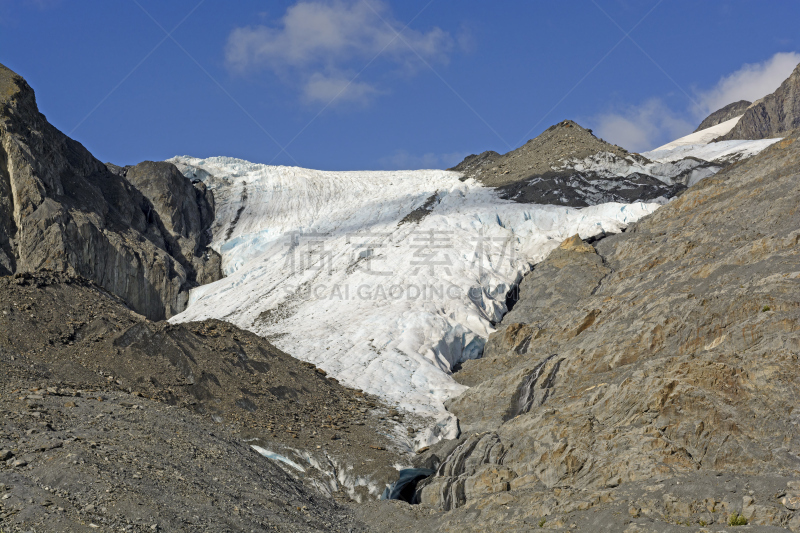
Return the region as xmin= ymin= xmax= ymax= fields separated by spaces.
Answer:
xmin=591 ymin=52 xmax=800 ymax=152
xmin=378 ymin=150 xmax=467 ymax=170
xmin=302 ymin=72 xmax=380 ymax=104
xmin=225 ymin=0 xmax=453 ymax=106
xmin=592 ymin=99 xmax=694 ymax=153
xmin=695 ymin=52 xmax=800 ymax=116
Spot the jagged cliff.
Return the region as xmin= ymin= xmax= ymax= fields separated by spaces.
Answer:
xmin=0 ymin=63 xmax=220 ymax=320
xmin=719 ymin=63 xmax=800 ymax=141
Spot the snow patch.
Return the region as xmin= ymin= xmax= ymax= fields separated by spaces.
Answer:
xmin=251 ymin=445 xmax=306 ymax=472
xmin=642 ymin=138 xmax=782 ymax=165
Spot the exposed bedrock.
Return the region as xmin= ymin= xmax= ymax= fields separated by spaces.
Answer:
xmin=719 ymin=62 xmax=800 ymax=141
xmin=0 ymin=62 xmax=220 ymax=320
xmin=401 ymin=132 xmax=800 ymax=530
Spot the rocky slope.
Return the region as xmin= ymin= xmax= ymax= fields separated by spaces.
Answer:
xmin=450 ymin=120 xmax=730 ymax=206
xmin=359 ymin=130 xmax=800 ymax=531
xmin=694 ymin=100 xmax=751 ymax=132
xmin=451 ymin=121 xmax=685 ymax=206
xmin=0 ymin=63 xmax=220 ymax=320
xmin=452 ymin=120 xmax=630 ymax=188
xmin=719 ymin=63 xmax=800 ymax=141
xmin=0 ymin=271 xmax=406 ymax=531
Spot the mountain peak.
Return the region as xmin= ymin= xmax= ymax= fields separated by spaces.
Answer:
xmin=693 ymin=99 xmax=751 ymax=132
xmin=450 ymin=120 xmax=628 ymax=188
xmin=0 ymin=62 xmax=23 ymax=104
xmin=717 ymin=61 xmax=800 ymax=141
xmin=0 ymin=62 xmax=38 ymax=104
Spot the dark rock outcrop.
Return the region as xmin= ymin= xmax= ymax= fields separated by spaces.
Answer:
xmin=694 ymin=99 xmax=751 ymax=132
xmin=493 ymin=168 xmax=686 ymax=206
xmin=718 ymin=62 xmax=800 ymax=140
xmin=111 ymin=161 xmax=221 ymax=287
xmin=0 ymin=62 xmax=221 ymax=320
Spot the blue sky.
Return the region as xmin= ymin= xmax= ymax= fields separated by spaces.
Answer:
xmin=1 ymin=0 xmax=798 ymax=169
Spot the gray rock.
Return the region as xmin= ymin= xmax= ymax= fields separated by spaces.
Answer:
xmin=385 ymin=130 xmax=800 ymax=530
xmin=124 ymin=161 xmax=221 ymax=288
xmin=694 ymin=99 xmax=751 ymax=132
xmin=719 ymin=62 xmax=800 ymax=140
xmin=450 ymin=120 xmax=685 ymax=206
xmin=0 ymin=62 xmax=220 ymax=320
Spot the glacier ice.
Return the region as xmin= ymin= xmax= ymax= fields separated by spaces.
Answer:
xmin=653 ymin=115 xmax=743 ymax=151
xmin=168 ymin=155 xmax=663 ymax=447
xmin=643 ymin=113 xmax=782 ymax=173
xmin=251 ymin=445 xmax=306 ymax=472
xmin=641 ymin=138 xmax=782 ymax=166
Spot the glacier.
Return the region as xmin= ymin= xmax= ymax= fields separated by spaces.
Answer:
xmin=166 ymin=126 xmax=779 ymax=448
xmin=167 ymin=156 xmax=660 ymax=447
xmin=641 ymin=138 xmax=782 ymax=166
xmin=653 ymin=114 xmax=744 ymax=151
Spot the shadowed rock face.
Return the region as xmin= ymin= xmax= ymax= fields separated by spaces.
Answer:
xmin=0 ymin=62 xmax=220 ymax=320
xmin=112 ymin=160 xmax=221 ymax=288
xmin=694 ymin=100 xmax=751 ymax=132
xmin=376 ymin=133 xmax=800 ymax=530
xmin=719 ymin=63 xmax=800 ymax=140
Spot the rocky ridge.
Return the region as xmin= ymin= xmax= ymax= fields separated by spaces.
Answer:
xmin=694 ymin=100 xmax=751 ymax=132
xmin=359 ymin=130 xmax=800 ymax=531
xmin=0 ymin=62 xmax=220 ymax=320
xmin=719 ymin=63 xmax=800 ymax=141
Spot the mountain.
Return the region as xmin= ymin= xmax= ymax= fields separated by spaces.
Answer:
xmin=718 ymin=62 xmax=800 ymax=141
xmin=694 ymin=99 xmax=751 ymax=132
xmin=449 ymin=119 xmax=775 ymax=206
xmin=167 ymin=109 xmax=781 ymax=452
xmin=167 ymin=155 xmax=661 ymax=448
xmin=362 ymin=131 xmax=800 ymax=531
xmin=6 ymin=54 xmax=800 ymax=532
xmin=0 ymin=63 xmax=220 ymax=320
xmin=451 ymin=120 xmax=630 ymax=187
xmin=451 ymin=120 xmax=686 ymax=206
